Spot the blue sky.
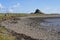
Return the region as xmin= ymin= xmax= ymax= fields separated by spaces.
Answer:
xmin=0 ymin=0 xmax=60 ymax=13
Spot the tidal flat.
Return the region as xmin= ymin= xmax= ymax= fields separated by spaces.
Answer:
xmin=0 ymin=16 xmax=60 ymax=40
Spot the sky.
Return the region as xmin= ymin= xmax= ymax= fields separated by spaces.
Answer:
xmin=0 ymin=0 xmax=60 ymax=14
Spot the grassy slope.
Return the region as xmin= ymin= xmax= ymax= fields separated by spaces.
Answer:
xmin=0 ymin=13 xmax=28 ymax=21
xmin=0 ymin=26 xmax=39 ymax=40
xmin=0 ymin=26 xmax=16 ymax=40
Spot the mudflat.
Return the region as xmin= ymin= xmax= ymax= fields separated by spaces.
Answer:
xmin=1 ymin=16 xmax=60 ymax=40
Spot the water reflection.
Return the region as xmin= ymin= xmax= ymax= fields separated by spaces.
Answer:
xmin=39 ymin=18 xmax=60 ymax=40
xmin=40 ymin=22 xmax=60 ymax=27
xmin=40 ymin=18 xmax=60 ymax=27
xmin=40 ymin=18 xmax=60 ymax=31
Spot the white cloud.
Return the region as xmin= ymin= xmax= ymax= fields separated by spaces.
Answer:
xmin=12 ymin=3 xmax=20 ymax=8
xmin=46 ymin=7 xmax=51 ymax=10
xmin=53 ymin=8 xmax=57 ymax=11
xmin=8 ymin=9 xmax=13 ymax=12
xmin=46 ymin=7 xmax=58 ymax=11
xmin=0 ymin=3 xmax=20 ymax=13
xmin=7 ymin=3 xmax=20 ymax=13
xmin=0 ymin=3 xmax=4 ymax=9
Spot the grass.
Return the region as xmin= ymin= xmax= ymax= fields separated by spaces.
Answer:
xmin=0 ymin=13 xmax=29 ymax=20
xmin=0 ymin=33 xmax=16 ymax=40
xmin=0 ymin=26 xmax=16 ymax=40
xmin=0 ymin=13 xmax=59 ymax=21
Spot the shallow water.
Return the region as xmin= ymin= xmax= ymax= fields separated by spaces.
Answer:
xmin=40 ymin=18 xmax=60 ymax=31
xmin=40 ymin=18 xmax=60 ymax=26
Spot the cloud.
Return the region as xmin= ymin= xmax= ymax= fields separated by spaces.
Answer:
xmin=45 ymin=6 xmax=60 ymax=11
xmin=0 ymin=3 xmax=6 ymax=13
xmin=46 ymin=7 xmax=51 ymax=10
xmin=53 ymin=8 xmax=58 ymax=11
xmin=0 ymin=3 xmax=4 ymax=9
xmin=8 ymin=3 xmax=20 ymax=13
xmin=46 ymin=7 xmax=58 ymax=11
xmin=12 ymin=3 xmax=20 ymax=8
xmin=0 ymin=3 xmax=20 ymax=13
xmin=8 ymin=9 xmax=13 ymax=12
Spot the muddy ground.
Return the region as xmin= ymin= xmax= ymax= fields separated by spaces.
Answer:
xmin=1 ymin=16 xmax=60 ymax=40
